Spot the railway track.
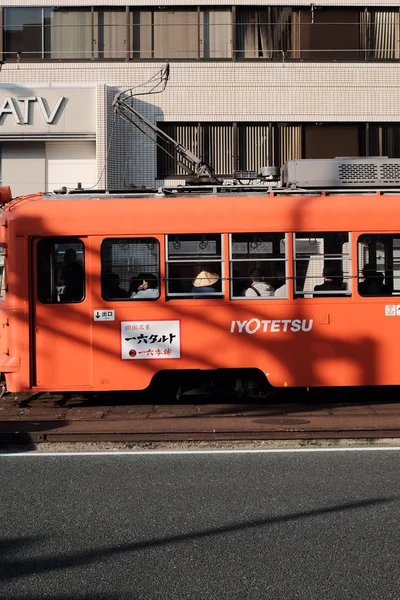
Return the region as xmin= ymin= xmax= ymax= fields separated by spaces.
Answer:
xmin=1 ymin=388 xmax=400 ymax=443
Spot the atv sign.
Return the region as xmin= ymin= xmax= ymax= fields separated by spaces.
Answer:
xmin=0 ymin=96 xmax=65 ymax=125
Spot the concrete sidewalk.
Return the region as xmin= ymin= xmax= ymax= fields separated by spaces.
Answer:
xmin=0 ymin=391 xmax=400 ymax=441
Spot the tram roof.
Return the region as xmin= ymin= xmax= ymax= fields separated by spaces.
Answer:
xmin=3 ymin=189 xmax=400 ymax=237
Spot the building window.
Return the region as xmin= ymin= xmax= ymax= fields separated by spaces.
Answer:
xmin=101 ymin=238 xmax=160 ymax=301
xmin=236 ymin=7 xmax=293 ymax=60
xmin=360 ymin=10 xmax=400 ymax=60
xmin=200 ymin=9 xmax=232 ymax=59
xmin=3 ymin=6 xmax=400 ymax=63
xmin=94 ymin=9 xmax=127 ymax=59
xmin=293 ymin=8 xmax=361 ymax=61
xmin=358 ymin=234 xmax=400 ymax=296
xmin=166 ymin=234 xmax=223 ymax=298
xmin=132 ymin=9 xmax=198 ymax=59
xmin=45 ymin=9 xmax=92 ymax=60
xmin=294 ymin=232 xmax=351 ymax=297
xmin=3 ymin=8 xmax=44 ymax=59
xmin=230 ymin=233 xmax=287 ymax=298
xmin=37 ymin=239 xmax=85 ymax=304
xmin=131 ymin=8 xmax=232 ymax=59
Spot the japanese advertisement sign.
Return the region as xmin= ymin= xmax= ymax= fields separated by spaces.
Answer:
xmin=121 ymin=320 xmax=180 ymax=360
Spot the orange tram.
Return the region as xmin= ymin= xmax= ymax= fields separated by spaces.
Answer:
xmin=1 ymin=164 xmax=400 ymax=394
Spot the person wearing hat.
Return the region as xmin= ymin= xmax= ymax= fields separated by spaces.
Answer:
xmin=191 ymin=270 xmax=219 ymax=294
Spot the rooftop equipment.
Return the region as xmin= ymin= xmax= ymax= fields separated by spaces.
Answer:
xmin=282 ymin=157 xmax=400 ymax=188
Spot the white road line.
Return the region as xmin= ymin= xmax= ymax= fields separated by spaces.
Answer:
xmin=1 ymin=447 xmax=400 ymax=456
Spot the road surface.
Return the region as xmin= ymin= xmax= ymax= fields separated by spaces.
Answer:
xmin=0 ymin=449 xmax=399 ymax=599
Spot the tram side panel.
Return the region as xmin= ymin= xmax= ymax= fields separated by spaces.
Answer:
xmin=89 ymin=300 xmax=379 ymax=390
xmin=0 ymin=227 xmax=31 ymax=392
xmin=2 ymin=198 xmax=400 ymax=392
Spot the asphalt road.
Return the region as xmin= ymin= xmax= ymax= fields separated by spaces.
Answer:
xmin=0 ymin=449 xmax=399 ymax=600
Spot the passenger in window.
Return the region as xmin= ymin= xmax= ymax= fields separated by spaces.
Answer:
xmin=359 ymin=264 xmax=389 ymax=296
xmin=245 ymin=269 xmax=274 ymax=297
xmin=313 ymin=264 xmax=346 ymax=297
xmin=130 ymin=273 xmax=159 ymax=299
xmin=59 ymin=248 xmax=84 ymax=302
xmin=192 ymin=270 xmax=219 ymax=294
xmin=102 ymin=272 xmax=129 ymax=300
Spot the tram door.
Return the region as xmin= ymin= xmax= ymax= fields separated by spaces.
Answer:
xmin=32 ymin=237 xmax=92 ymax=389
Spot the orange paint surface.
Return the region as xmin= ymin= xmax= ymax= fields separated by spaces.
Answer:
xmin=0 ymin=191 xmax=398 ymax=392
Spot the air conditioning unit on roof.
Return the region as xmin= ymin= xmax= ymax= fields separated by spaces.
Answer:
xmin=282 ymin=157 xmax=400 ymax=188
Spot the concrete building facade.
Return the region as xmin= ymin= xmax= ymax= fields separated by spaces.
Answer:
xmin=1 ymin=0 xmax=400 ymax=195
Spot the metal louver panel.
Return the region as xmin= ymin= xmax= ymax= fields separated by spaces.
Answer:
xmin=158 ymin=122 xmax=304 ymax=179
xmin=279 ymin=125 xmax=302 ymax=166
xmin=238 ymin=124 xmax=270 ymax=171
xmin=205 ymin=124 xmax=234 ymax=175
xmin=157 ymin=123 xmax=199 ymax=177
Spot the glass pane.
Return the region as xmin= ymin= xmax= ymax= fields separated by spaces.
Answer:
xmin=167 ymin=262 xmax=222 ymax=296
xmin=167 ymin=234 xmax=222 ymax=260
xmin=231 ymin=233 xmax=285 ymax=259
xmin=296 ymin=8 xmax=360 ymax=61
xmin=358 ymin=234 xmax=396 ymax=296
xmin=45 ymin=9 xmax=92 ymax=59
xmin=101 ymin=238 xmax=159 ymax=301
xmin=37 ymin=239 xmax=85 ymax=304
xmin=231 ymin=259 xmax=286 ymax=298
xmin=131 ymin=10 xmax=152 ymax=59
xmin=200 ymin=9 xmax=232 ymax=59
xmin=166 ymin=234 xmax=223 ymax=297
xmin=230 ymin=233 xmax=286 ymax=298
xmin=94 ymin=9 xmax=127 ymax=59
xmin=4 ymin=8 xmax=43 ymax=59
xmin=153 ymin=10 xmax=198 ymax=59
xmin=295 ymin=232 xmax=350 ymax=296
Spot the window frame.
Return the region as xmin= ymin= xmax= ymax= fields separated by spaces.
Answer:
xmin=165 ymin=233 xmax=224 ymax=299
xmin=293 ymin=231 xmax=352 ymax=298
xmin=357 ymin=233 xmax=400 ymax=297
xmin=36 ymin=237 xmax=85 ymax=304
xmin=100 ymin=236 xmax=160 ymax=302
xmin=229 ymin=232 xmax=288 ymax=300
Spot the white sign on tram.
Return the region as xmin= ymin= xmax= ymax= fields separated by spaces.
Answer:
xmin=94 ymin=309 xmax=115 ymax=321
xmin=121 ymin=320 xmax=181 ymax=359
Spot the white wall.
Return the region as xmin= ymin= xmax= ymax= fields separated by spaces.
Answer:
xmin=1 ymin=142 xmax=46 ymax=196
xmin=45 ymin=141 xmax=97 ymax=191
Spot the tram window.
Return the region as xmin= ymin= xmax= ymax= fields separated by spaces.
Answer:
xmin=37 ymin=239 xmax=85 ymax=303
xmin=230 ymin=233 xmax=287 ymax=299
xmin=101 ymin=238 xmax=160 ymax=301
xmin=358 ymin=234 xmax=400 ymax=296
xmin=294 ymin=232 xmax=351 ymax=298
xmin=166 ymin=234 xmax=223 ymax=298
